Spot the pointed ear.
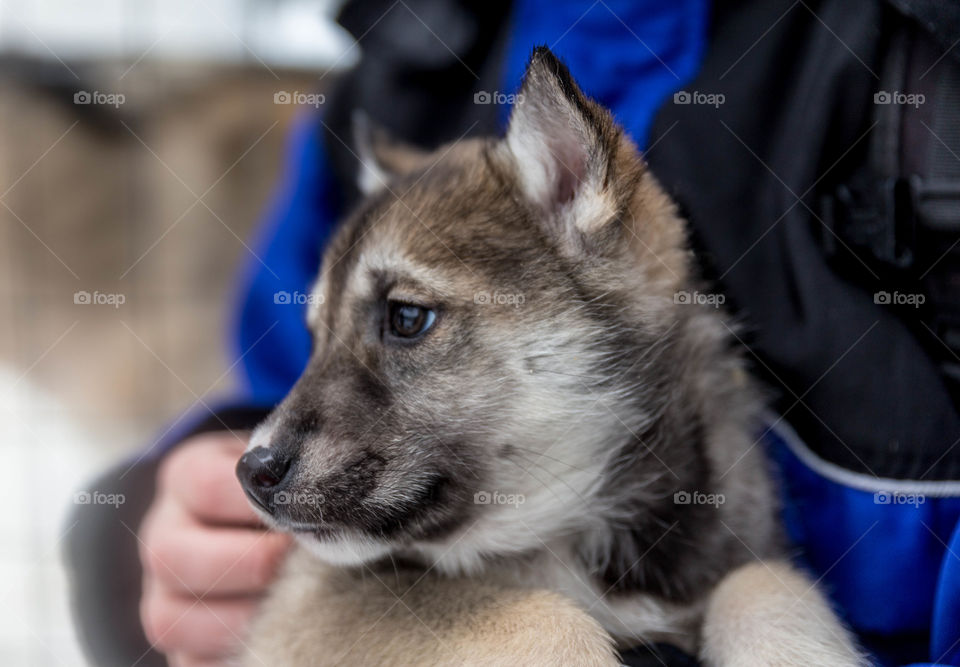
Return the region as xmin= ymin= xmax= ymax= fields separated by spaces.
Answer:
xmin=502 ymin=47 xmax=639 ymax=243
xmin=352 ymin=111 xmax=434 ymax=195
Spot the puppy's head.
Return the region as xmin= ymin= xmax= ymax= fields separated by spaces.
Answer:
xmin=237 ymin=47 xmax=692 ymax=571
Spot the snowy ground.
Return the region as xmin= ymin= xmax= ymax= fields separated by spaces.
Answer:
xmin=0 ymin=367 xmax=129 ymax=666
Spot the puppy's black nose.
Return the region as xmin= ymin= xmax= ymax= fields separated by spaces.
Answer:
xmin=236 ymin=446 xmax=292 ymax=509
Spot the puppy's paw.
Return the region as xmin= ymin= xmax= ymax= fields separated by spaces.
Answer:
xmin=700 ymin=561 xmax=867 ymax=667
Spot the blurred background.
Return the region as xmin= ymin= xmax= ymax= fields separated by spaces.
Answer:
xmin=0 ymin=1 xmax=353 ymax=663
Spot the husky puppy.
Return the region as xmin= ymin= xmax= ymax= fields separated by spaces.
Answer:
xmin=236 ymin=48 xmax=864 ymax=666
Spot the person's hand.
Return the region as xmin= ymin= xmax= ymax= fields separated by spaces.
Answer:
xmin=139 ymin=431 xmax=292 ymax=666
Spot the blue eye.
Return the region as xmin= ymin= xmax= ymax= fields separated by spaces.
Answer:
xmin=388 ymin=302 xmax=436 ymax=339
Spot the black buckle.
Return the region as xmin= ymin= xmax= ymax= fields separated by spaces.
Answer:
xmin=913 ymin=178 xmax=960 ymax=232
xmin=821 ymin=176 xmax=918 ymax=270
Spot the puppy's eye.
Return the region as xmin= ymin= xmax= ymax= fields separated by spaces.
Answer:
xmin=388 ymin=301 xmax=436 ymax=339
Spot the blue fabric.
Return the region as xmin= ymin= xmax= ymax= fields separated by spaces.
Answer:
xmin=215 ymin=2 xmax=960 ymax=664
xmin=768 ymin=427 xmax=960 ymax=666
xmin=932 ymin=521 xmax=960 ymax=664
xmin=502 ymin=0 xmax=708 ymax=145
xmin=230 ymin=109 xmax=341 ymax=406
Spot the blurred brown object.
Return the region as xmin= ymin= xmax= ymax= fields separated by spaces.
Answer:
xmin=0 ymin=59 xmax=329 ymax=451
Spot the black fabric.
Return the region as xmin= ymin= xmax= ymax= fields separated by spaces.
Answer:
xmin=888 ymin=0 xmax=960 ymax=64
xmin=620 ymin=642 xmax=701 ymax=666
xmin=326 ymin=0 xmax=513 ymax=209
xmin=911 ymin=37 xmax=960 ymax=406
xmin=818 ymin=15 xmax=960 ymax=411
xmin=64 ymin=405 xmax=273 ymax=666
xmin=647 ymin=0 xmax=960 ymax=480
xmin=65 ymin=458 xmax=164 ymax=667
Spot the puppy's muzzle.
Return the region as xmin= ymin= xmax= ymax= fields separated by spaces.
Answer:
xmin=236 ymin=446 xmax=294 ymax=512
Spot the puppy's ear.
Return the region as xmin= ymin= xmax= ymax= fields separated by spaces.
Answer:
xmin=502 ymin=47 xmax=641 ymax=246
xmin=352 ymin=111 xmax=433 ymax=196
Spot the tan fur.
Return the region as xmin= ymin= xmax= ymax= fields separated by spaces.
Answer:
xmin=244 ymin=549 xmax=618 ymax=667
xmin=701 ymin=561 xmax=867 ymax=666
xmin=245 ymin=552 xmax=869 ymax=667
